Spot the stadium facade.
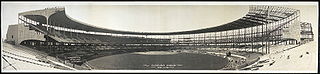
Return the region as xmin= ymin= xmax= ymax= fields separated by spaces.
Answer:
xmin=4 ymin=5 xmax=314 ymax=66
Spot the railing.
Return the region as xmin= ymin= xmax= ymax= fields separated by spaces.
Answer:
xmin=2 ymin=56 xmax=17 ymax=70
xmin=17 ymin=5 xmax=305 ymax=55
xmin=2 ymin=54 xmax=54 ymax=68
xmin=2 ymin=50 xmax=41 ymax=62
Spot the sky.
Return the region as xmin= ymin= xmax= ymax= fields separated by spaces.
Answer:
xmin=1 ymin=2 xmax=318 ymax=40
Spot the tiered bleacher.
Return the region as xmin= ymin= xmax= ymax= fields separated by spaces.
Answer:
xmin=7 ymin=5 xmax=313 ymax=70
xmin=243 ymin=41 xmax=317 ymax=71
xmin=2 ymin=43 xmax=59 ymax=70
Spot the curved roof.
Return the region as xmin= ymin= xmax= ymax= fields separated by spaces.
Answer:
xmin=26 ymin=6 xmax=297 ymax=35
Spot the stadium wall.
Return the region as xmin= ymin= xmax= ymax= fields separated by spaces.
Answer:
xmin=6 ymin=24 xmax=46 ymax=45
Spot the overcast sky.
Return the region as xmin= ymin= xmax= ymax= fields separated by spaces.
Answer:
xmin=1 ymin=2 xmax=318 ymax=40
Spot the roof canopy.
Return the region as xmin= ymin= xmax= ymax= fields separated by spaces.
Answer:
xmin=23 ymin=5 xmax=296 ymax=35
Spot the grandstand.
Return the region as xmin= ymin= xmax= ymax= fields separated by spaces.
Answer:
xmin=241 ymin=41 xmax=317 ymax=71
xmin=2 ymin=41 xmax=76 ymax=70
xmin=3 ymin=5 xmax=314 ymax=70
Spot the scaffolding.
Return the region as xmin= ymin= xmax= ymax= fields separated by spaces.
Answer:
xmin=14 ymin=5 xmax=313 ymax=56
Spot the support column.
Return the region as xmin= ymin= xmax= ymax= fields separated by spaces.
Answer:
xmin=251 ymin=27 xmax=254 ymax=52
xmin=225 ymin=31 xmax=228 ymax=51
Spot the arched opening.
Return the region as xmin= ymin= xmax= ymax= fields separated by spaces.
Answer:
xmin=20 ymin=40 xmax=43 ymax=48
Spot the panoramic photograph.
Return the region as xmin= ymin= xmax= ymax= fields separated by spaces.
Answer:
xmin=1 ymin=2 xmax=318 ymax=73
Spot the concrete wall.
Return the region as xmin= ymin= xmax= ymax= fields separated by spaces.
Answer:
xmin=6 ymin=25 xmax=19 ymax=44
xmin=6 ymin=24 xmax=46 ymax=45
xmin=282 ymin=19 xmax=302 ymax=42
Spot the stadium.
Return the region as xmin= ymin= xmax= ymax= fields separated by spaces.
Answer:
xmin=2 ymin=5 xmax=315 ymax=71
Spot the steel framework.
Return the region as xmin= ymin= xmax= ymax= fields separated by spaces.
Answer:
xmin=6 ymin=5 xmax=314 ymax=65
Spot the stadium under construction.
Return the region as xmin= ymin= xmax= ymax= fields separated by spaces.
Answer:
xmin=3 ymin=5 xmax=314 ymax=70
